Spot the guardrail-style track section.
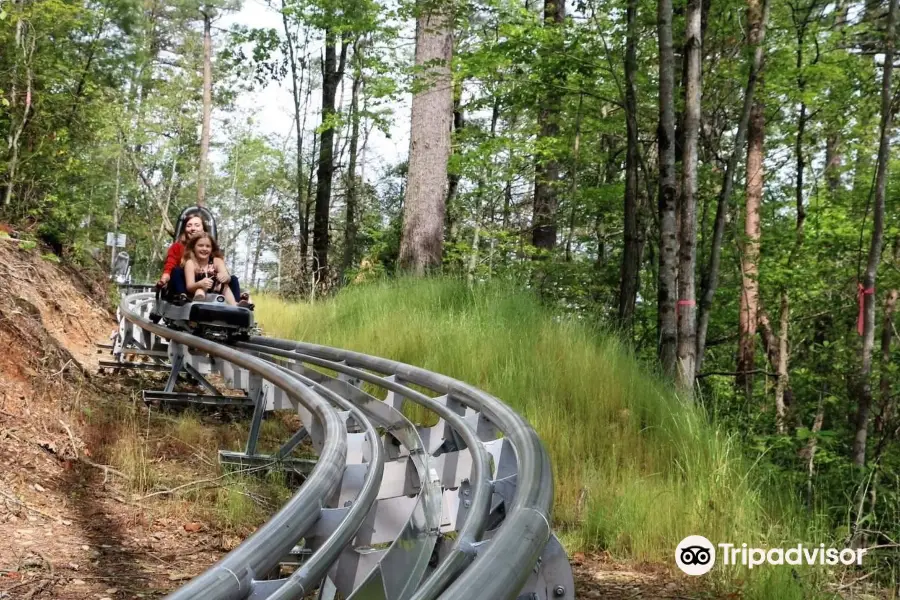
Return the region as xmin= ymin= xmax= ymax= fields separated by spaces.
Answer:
xmin=111 ymin=288 xmax=575 ymax=600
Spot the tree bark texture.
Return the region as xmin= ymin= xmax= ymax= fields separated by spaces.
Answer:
xmin=618 ymin=0 xmax=641 ymax=330
xmin=853 ymin=0 xmax=896 ymax=467
xmin=343 ymin=45 xmax=363 ymax=276
xmin=696 ymin=0 xmax=770 ymax=374
xmin=313 ymin=28 xmax=348 ymax=284
xmin=531 ymin=0 xmax=565 ymax=253
xmin=398 ymin=8 xmax=453 ymax=275
xmin=657 ymin=0 xmax=679 ymax=376
xmin=197 ymin=10 xmax=212 ymax=207
xmin=737 ymin=9 xmax=767 ymax=394
xmin=875 ymin=289 xmax=898 ymax=435
xmin=774 ymin=292 xmax=789 ymax=434
xmin=676 ymin=0 xmax=703 ymax=392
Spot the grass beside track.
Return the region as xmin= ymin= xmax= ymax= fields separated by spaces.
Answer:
xmin=255 ymin=278 xmax=836 ymax=598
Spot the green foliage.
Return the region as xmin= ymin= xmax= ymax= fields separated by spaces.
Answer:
xmin=254 ymin=278 xmax=841 ymax=595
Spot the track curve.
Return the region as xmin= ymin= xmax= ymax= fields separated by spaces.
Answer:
xmin=114 ymin=289 xmax=576 ymax=600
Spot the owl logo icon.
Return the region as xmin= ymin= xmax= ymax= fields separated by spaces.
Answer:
xmin=675 ymin=535 xmax=716 ymax=575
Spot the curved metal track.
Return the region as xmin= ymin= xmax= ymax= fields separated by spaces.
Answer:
xmin=113 ymin=290 xmax=575 ymax=600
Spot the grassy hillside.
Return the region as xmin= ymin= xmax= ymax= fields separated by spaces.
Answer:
xmin=255 ymin=279 xmax=831 ymax=597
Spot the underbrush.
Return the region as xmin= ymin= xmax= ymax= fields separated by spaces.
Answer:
xmin=80 ymin=382 xmax=297 ymax=534
xmin=255 ymin=278 xmax=844 ymax=598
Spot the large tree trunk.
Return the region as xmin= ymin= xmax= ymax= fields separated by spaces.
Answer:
xmin=312 ymin=28 xmax=348 ymax=285
xmin=695 ymin=0 xmax=770 ymax=374
xmin=197 ymin=9 xmax=213 ymax=207
xmin=736 ymin=2 xmax=767 ymax=394
xmin=675 ymin=0 xmax=703 ymax=391
xmin=618 ymin=0 xmax=641 ymax=330
xmin=398 ymin=7 xmax=453 ymax=274
xmin=343 ymin=41 xmax=363 ymax=277
xmin=657 ymin=0 xmax=679 ymax=376
xmin=531 ymin=0 xmax=565 ymax=253
xmin=852 ymin=0 xmax=896 ymax=467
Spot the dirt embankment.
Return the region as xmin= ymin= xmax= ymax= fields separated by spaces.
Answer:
xmin=0 ymin=240 xmax=238 ymax=600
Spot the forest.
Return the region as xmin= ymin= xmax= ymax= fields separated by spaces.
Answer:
xmin=1 ymin=0 xmax=900 ymax=589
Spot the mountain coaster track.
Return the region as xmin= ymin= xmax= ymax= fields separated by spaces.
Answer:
xmin=109 ymin=287 xmax=575 ymax=600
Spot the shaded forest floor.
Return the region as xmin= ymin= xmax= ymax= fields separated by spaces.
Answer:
xmin=0 ymin=236 xmax=888 ymax=599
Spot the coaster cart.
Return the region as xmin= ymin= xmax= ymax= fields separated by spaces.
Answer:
xmin=153 ymin=206 xmax=255 ymax=343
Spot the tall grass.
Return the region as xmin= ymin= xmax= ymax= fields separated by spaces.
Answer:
xmin=255 ymin=278 xmax=833 ymax=596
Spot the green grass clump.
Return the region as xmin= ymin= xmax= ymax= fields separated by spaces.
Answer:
xmin=255 ymin=278 xmax=832 ymax=596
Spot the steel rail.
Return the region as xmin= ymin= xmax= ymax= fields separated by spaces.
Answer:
xmin=238 ymin=341 xmax=494 ymax=600
xmin=247 ymin=336 xmax=555 ymax=600
xmin=119 ymin=294 xmax=350 ymax=600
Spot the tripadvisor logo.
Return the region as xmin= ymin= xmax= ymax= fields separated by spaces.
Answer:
xmin=675 ymin=535 xmax=868 ymax=575
xmin=676 ymin=535 xmax=716 ymax=576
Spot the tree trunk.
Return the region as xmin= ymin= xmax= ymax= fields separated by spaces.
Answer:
xmin=281 ymin=0 xmax=308 ymax=275
xmin=251 ymin=225 xmax=265 ymax=289
xmin=398 ymin=7 xmax=453 ymax=274
xmin=875 ymin=289 xmax=898 ymax=435
xmin=3 ymin=17 xmax=34 ymax=207
xmin=446 ymin=81 xmax=464 ymax=237
xmin=675 ymin=0 xmax=703 ymax=391
xmin=736 ymin=1 xmax=767 ymax=394
xmin=852 ymin=0 xmax=896 ymax=468
xmin=531 ymin=0 xmax=565 ymax=253
xmin=774 ymin=292 xmax=789 ymax=433
xmin=312 ymin=28 xmax=348 ymax=285
xmin=657 ymin=0 xmax=679 ymax=376
xmin=343 ymin=41 xmax=363 ymax=277
xmin=197 ymin=9 xmax=213 ymax=207
xmin=695 ymin=0 xmax=770 ymax=374
xmin=618 ymin=0 xmax=641 ymax=330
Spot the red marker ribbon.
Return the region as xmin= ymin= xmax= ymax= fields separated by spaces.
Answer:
xmin=677 ymin=299 xmax=696 ymax=317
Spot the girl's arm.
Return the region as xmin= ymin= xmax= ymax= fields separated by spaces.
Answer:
xmin=214 ymin=257 xmax=230 ymax=283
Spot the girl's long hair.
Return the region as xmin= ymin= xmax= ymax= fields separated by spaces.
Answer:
xmin=179 ymin=212 xmax=209 ymax=243
xmin=182 ymin=232 xmax=224 ymax=266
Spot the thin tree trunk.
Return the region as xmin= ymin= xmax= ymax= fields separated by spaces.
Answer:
xmin=852 ymin=0 xmax=896 ymax=468
xmin=657 ymin=0 xmax=679 ymax=376
xmin=398 ymin=7 xmax=453 ymax=274
xmin=774 ymin=292 xmax=789 ymax=433
xmin=304 ymin=132 xmax=317 ymax=269
xmin=313 ymin=28 xmax=349 ymax=285
xmin=564 ymin=94 xmax=583 ymax=262
xmin=197 ymin=9 xmax=213 ymax=207
xmin=251 ymin=226 xmax=265 ymax=288
xmin=695 ymin=0 xmax=770 ymax=373
xmin=531 ymin=0 xmax=565 ymax=253
xmin=3 ymin=19 xmax=34 ymax=207
xmin=446 ymin=81 xmax=464 ymax=242
xmin=281 ymin=0 xmax=308 ymax=273
xmin=343 ymin=40 xmax=363 ymax=277
xmin=793 ymin=11 xmax=811 ymax=239
xmin=618 ymin=0 xmax=641 ymax=330
xmin=804 ymin=395 xmax=826 ymax=508
xmin=874 ymin=289 xmax=898 ymax=435
xmin=675 ymin=0 xmax=703 ymax=391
